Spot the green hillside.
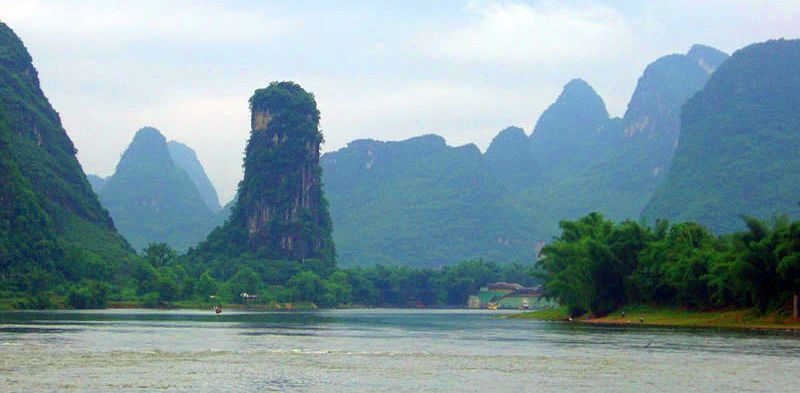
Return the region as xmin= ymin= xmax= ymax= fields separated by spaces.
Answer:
xmin=643 ymin=39 xmax=800 ymax=232
xmin=322 ymin=135 xmax=548 ymax=267
xmin=0 ymin=22 xmax=133 ymax=297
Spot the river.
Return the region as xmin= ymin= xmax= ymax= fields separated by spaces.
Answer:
xmin=0 ymin=309 xmax=798 ymax=392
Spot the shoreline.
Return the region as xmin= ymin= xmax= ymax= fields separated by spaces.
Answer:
xmin=509 ymin=305 xmax=800 ymax=332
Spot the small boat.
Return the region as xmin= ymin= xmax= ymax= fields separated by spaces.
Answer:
xmin=214 ymin=305 xmax=222 ymax=314
xmin=486 ymin=303 xmax=498 ymax=310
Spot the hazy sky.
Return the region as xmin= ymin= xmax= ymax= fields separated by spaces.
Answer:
xmin=3 ymin=0 xmax=800 ymax=202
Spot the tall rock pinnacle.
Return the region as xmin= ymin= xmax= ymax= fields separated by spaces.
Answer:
xmin=233 ymin=81 xmax=335 ymax=261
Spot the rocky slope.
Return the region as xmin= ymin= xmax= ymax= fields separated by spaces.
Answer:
xmin=529 ymin=78 xmax=621 ymax=178
xmin=319 ymin=44 xmax=730 ymax=267
xmin=540 ymin=45 xmax=729 ymax=222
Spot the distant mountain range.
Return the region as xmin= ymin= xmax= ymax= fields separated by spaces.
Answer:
xmin=80 ymin=40 xmax=800 ymax=268
xmin=322 ymin=44 xmax=734 ymax=267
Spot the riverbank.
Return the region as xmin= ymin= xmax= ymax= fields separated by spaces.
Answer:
xmin=511 ymin=305 xmax=800 ymax=331
xmin=0 ymin=297 xmax=318 ymax=311
xmin=106 ymin=300 xmax=316 ymax=310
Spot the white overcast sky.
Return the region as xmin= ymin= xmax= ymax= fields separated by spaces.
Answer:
xmin=3 ymin=0 xmax=800 ymax=202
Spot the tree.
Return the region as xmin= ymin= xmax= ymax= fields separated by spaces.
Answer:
xmin=66 ymin=280 xmax=110 ymax=309
xmin=143 ymin=243 xmax=177 ymax=267
xmin=736 ymin=217 xmax=784 ymax=313
xmin=287 ymin=271 xmax=324 ymax=304
xmin=227 ymin=267 xmax=261 ymax=303
xmin=774 ymin=221 xmax=800 ymax=318
xmin=322 ymin=271 xmax=352 ymax=306
xmin=194 ymin=270 xmax=219 ymax=300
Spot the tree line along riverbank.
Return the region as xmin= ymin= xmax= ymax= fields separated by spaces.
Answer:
xmin=531 ymin=212 xmax=800 ymax=326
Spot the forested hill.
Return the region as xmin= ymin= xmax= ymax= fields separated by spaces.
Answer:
xmin=0 ymin=22 xmax=133 ymax=297
xmin=321 ymin=135 xmax=548 ymax=267
xmin=98 ymin=127 xmax=217 ymax=252
xmin=643 ymin=39 xmax=800 ymax=232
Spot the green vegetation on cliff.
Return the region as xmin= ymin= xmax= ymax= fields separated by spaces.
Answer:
xmin=185 ymin=82 xmax=336 ymax=290
xmin=321 ymin=46 xmax=727 ymax=268
xmin=644 ymin=39 xmax=800 ymax=232
xmin=0 ymin=22 xmax=134 ymax=307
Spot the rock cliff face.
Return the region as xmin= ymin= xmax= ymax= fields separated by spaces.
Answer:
xmin=233 ymin=82 xmax=334 ymax=261
xmin=485 ymin=126 xmax=545 ymax=192
xmin=620 ymin=45 xmax=728 ymax=183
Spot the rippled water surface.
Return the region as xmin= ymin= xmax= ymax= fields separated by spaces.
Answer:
xmin=1 ymin=309 xmax=798 ymax=392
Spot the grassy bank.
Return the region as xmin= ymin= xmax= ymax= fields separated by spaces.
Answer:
xmin=511 ymin=305 xmax=800 ymax=331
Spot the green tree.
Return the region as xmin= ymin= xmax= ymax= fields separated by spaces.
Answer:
xmin=143 ymin=243 xmax=177 ymax=267
xmin=194 ymin=270 xmax=219 ymax=300
xmin=322 ymin=271 xmax=352 ymax=306
xmin=66 ymin=280 xmax=110 ymax=309
xmin=287 ymin=271 xmax=324 ymax=304
xmin=736 ymin=217 xmax=784 ymax=313
xmin=227 ymin=267 xmax=261 ymax=303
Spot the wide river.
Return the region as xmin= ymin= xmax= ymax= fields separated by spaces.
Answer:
xmin=0 ymin=309 xmax=798 ymax=392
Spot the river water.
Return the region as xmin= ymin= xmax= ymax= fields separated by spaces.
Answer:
xmin=0 ymin=309 xmax=798 ymax=392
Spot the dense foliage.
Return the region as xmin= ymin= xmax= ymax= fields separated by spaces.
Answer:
xmin=538 ymin=213 xmax=800 ymax=317
xmin=98 ymin=127 xmax=218 ymax=252
xmin=180 ymin=82 xmax=338 ymax=300
xmin=132 ymin=249 xmax=539 ymax=308
xmin=644 ymin=39 xmax=800 ymax=232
